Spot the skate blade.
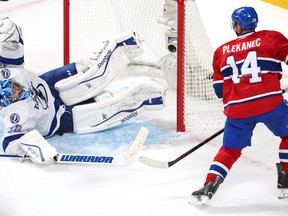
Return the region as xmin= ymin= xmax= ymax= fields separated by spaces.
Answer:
xmin=189 ymin=195 xmax=209 ymax=206
xmin=278 ymin=189 xmax=288 ymax=199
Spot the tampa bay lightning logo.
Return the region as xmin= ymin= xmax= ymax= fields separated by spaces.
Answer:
xmin=31 ymin=83 xmax=49 ymax=110
xmin=1 ymin=68 xmax=11 ymax=79
xmin=10 ymin=113 xmax=20 ymax=124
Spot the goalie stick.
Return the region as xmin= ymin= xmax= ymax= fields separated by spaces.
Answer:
xmin=0 ymin=127 xmax=149 ymax=166
xmin=139 ymin=128 xmax=224 ymax=169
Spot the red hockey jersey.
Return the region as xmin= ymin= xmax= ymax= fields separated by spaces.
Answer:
xmin=213 ymin=30 xmax=288 ymax=118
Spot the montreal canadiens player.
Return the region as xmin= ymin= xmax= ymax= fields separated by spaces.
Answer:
xmin=0 ymin=17 xmax=166 ymax=165
xmin=190 ymin=6 xmax=288 ymax=204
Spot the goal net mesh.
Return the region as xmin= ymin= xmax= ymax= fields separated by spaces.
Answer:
xmin=65 ymin=0 xmax=225 ymax=131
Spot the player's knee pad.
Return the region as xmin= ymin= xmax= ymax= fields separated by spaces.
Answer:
xmin=72 ymin=77 xmax=167 ymax=134
xmin=55 ymin=30 xmax=144 ymax=106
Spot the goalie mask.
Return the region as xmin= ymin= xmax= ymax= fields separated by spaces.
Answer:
xmin=0 ymin=79 xmax=31 ymax=107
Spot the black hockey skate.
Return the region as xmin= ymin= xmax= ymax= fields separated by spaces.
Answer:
xmin=276 ymin=163 xmax=288 ymax=199
xmin=190 ymin=175 xmax=223 ymax=205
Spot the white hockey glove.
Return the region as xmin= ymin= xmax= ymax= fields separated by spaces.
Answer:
xmin=19 ymin=130 xmax=59 ymax=165
xmin=0 ymin=17 xmax=23 ymax=50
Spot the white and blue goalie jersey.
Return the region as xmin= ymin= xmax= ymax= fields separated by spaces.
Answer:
xmin=0 ymin=68 xmax=65 ymax=154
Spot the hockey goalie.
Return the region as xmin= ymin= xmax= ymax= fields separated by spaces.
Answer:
xmin=0 ymin=17 xmax=167 ymax=165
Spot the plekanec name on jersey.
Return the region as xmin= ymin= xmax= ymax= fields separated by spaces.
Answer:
xmin=222 ymin=38 xmax=261 ymax=55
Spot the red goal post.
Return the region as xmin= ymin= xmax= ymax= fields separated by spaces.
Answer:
xmin=63 ymin=0 xmax=225 ymax=132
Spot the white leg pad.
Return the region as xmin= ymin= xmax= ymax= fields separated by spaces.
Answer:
xmin=72 ymin=77 xmax=167 ymax=134
xmin=55 ymin=40 xmax=129 ymax=105
xmin=55 ymin=31 xmax=144 ymax=106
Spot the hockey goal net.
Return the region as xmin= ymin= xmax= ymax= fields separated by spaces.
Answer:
xmin=63 ymin=0 xmax=225 ymax=132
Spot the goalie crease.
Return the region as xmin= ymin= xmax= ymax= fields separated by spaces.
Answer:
xmin=0 ymin=127 xmax=149 ymax=166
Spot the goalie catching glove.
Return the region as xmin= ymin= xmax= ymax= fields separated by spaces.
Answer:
xmin=19 ymin=129 xmax=58 ymax=165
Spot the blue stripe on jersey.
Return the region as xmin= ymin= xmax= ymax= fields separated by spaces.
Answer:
xmin=0 ymin=55 xmax=24 ymax=66
xmin=209 ymin=163 xmax=228 ymax=178
xmin=2 ymin=134 xmax=24 ymax=152
xmin=44 ymin=101 xmax=63 ymax=137
xmin=279 ymin=152 xmax=288 ymax=160
xmin=221 ymin=58 xmax=282 ymax=78
xmin=213 ymin=82 xmax=223 ymax=99
xmin=224 ymin=91 xmax=283 ymax=109
xmin=259 ymin=59 xmax=282 ymax=72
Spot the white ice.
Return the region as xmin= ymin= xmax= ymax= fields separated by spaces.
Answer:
xmin=0 ymin=0 xmax=288 ymax=216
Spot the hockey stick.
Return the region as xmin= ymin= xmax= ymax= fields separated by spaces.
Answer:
xmin=139 ymin=128 xmax=224 ymax=169
xmin=0 ymin=127 xmax=149 ymax=165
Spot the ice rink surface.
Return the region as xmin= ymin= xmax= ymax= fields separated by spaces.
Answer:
xmin=0 ymin=0 xmax=288 ymax=215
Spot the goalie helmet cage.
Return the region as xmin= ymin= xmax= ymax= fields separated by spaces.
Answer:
xmin=63 ymin=0 xmax=225 ymax=132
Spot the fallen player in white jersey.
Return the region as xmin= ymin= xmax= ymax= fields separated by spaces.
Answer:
xmin=0 ymin=28 xmax=167 ymax=165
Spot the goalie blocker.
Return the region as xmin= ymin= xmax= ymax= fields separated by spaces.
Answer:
xmin=0 ymin=17 xmax=24 ymax=68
